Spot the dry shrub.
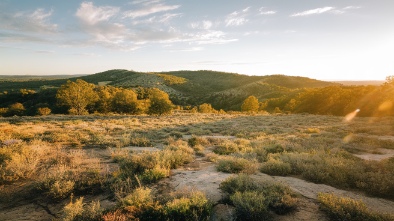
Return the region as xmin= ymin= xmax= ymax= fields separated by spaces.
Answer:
xmin=260 ymin=157 xmax=292 ymax=176
xmin=102 ymin=210 xmax=128 ymax=221
xmin=318 ymin=193 xmax=393 ymax=221
xmin=217 ymin=156 xmax=258 ymax=174
xmin=63 ymin=196 xmax=85 ymax=221
xmin=0 ymin=142 xmax=42 ymax=183
xmin=164 ymin=191 xmax=211 ymax=221
xmin=220 ymin=174 xmax=298 ymax=220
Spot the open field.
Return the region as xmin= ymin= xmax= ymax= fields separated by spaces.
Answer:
xmin=0 ymin=113 xmax=393 ymax=220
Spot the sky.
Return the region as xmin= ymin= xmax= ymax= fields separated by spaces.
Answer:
xmin=0 ymin=0 xmax=393 ymax=80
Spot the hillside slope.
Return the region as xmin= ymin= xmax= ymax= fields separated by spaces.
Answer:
xmin=0 ymin=69 xmax=337 ymax=109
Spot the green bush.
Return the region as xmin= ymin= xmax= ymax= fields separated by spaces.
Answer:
xmin=188 ymin=136 xmax=209 ymax=148
xmin=63 ymin=196 xmax=85 ymax=221
xmin=317 ymin=193 xmax=393 ymax=221
xmin=265 ymin=144 xmax=284 ymax=154
xmin=219 ymin=174 xmax=259 ymax=195
xmin=139 ymin=166 xmax=170 ymax=184
xmin=217 ymin=157 xmax=257 ymax=174
xmin=230 ymin=191 xmax=271 ymax=221
xmin=165 ymin=191 xmax=212 ymax=221
xmin=260 ymin=158 xmax=292 ymax=176
xmin=220 ymin=175 xmax=298 ymax=219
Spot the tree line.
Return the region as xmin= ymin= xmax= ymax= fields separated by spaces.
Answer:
xmin=0 ymin=79 xmax=173 ymax=116
xmin=0 ymin=76 xmax=393 ymax=117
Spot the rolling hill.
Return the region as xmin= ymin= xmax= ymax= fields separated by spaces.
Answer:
xmin=0 ymin=69 xmax=338 ymax=110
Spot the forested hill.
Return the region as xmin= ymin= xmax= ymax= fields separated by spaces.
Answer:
xmin=0 ymin=69 xmax=335 ymax=92
xmin=0 ymin=69 xmax=393 ymax=116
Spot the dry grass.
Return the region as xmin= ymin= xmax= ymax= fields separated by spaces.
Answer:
xmin=1 ymin=113 xmax=394 ymax=220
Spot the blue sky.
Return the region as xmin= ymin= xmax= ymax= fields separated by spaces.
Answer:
xmin=0 ymin=0 xmax=393 ymax=80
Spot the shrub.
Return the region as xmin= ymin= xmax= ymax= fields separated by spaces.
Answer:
xmin=101 ymin=210 xmax=128 ymax=221
xmin=217 ymin=156 xmax=257 ymax=174
xmin=230 ymin=191 xmax=271 ymax=221
xmin=0 ymin=144 xmax=40 ymax=183
xmin=265 ymin=144 xmax=284 ymax=154
xmin=165 ymin=191 xmax=212 ymax=221
xmin=122 ymin=187 xmax=154 ymax=208
xmin=213 ymin=144 xmax=239 ymax=155
xmin=63 ymin=196 xmax=85 ymax=221
xmin=317 ymin=193 xmax=393 ymax=221
xmin=219 ymin=174 xmax=259 ymax=195
xmin=48 ymin=180 xmax=75 ymax=199
xmin=187 ymin=136 xmax=209 ymax=147
xmin=130 ymin=134 xmax=152 ymax=147
xmin=260 ymin=158 xmax=292 ymax=176
xmin=37 ymin=107 xmax=51 ymax=116
xmin=139 ymin=166 xmax=170 ymax=184
xmin=220 ymin=175 xmax=298 ymax=218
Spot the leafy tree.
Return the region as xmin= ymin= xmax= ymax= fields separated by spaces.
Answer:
xmin=5 ymin=102 xmax=25 ymax=116
xmin=111 ymin=88 xmax=139 ymax=114
xmin=94 ymin=86 xmax=120 ymax=113
xmin=198 ymin=103 xmax=217 ymax=113
xmin=147 ymin=88 xmax=173 ymax=115
xmin=241 ymin=96 xmax=259 ymax=113
xmin=56 ymin=79 xmax=98 ymax=115
xmin=37 ymin=107 xmax=51 ymax=116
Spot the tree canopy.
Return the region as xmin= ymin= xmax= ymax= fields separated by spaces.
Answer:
xmin=241 ymin=96 xmax=259 ymax=113
xmin=56 ymin=79 xmax=98 ymax=115
xmin=147 ymin=88 xmax=173 ymax=115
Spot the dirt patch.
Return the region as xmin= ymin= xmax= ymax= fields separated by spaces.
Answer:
xmin=170 ymin=160 xmax=232 ymax=202
xmin=270 ymin=175 xmax=394 ymax=214
xmin=353 ymin=148 xmax=394 ymax=161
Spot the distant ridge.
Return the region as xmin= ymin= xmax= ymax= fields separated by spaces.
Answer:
xmin=0 ymin=74 xmax=86 ymax=81
xmin=332 ymin=81 xmax=384 ymax=86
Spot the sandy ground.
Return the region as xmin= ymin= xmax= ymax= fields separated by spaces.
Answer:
xmin=354 ymin=148 xmax=394 ymax=161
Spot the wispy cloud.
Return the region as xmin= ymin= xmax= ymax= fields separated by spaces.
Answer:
xmin=332 ymin=6 xmax=362 ymax=14
xmin=291 ymin=7 xmax=334 ymax=17
xmin=259 ymin=7 xmax=276 ymax=15
xmin=186 ymin=30 xmax=238 ymax=45
xmin=74 ymin=2 xmax=235 ymax=50
xmin=343 ymin=6 xmax=362 ymax=10
xmin=0 ymin=8 xmax=57 ymax=33
xmin=123 ymin=1 xmax=180 ymax=19
xmin=190 ymin=20 xmax=213 ymax=30
xmin=225 ymin=7 xmax=250 ymax=27
xmin=76 ymin=2 xmax=119 ymax=25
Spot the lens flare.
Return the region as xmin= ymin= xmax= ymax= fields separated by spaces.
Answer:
xmin=378 ymin=101 xmax=393 ymax=112
xmin=343 ymin=133 xmax=354 ymax=143
xmin=344 ymin=109 xmax=360 ymax=122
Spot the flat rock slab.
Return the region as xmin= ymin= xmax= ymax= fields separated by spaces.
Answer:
xmin=170 ymin=163 xmax=232 ymax=202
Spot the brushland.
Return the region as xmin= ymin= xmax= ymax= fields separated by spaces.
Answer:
xmin=0 ymin=113 xmax=394 ymax=220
